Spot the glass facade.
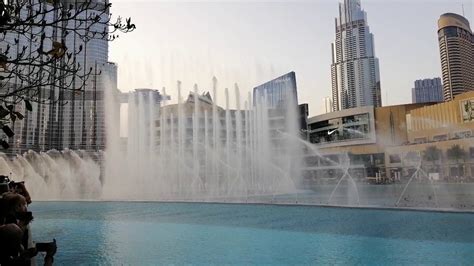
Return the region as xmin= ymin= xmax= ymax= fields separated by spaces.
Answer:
xmin=331 ymin=0 xmax=381 ymax=111
xmin=309 ymin=113 xmax=370 ymax=144
xmin=439 ymin=26 xmax=459 ymax=38
xmin=253 ymin=72 xmax=298 ymax=109
xmin=5 ymin=3 xmax=115 ymax=152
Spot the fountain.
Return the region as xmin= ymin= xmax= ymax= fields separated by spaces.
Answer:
xmin=0 ymin=149 xmax=101 ymax=200
xmin=101 ymin=77 xmax=303 ymax=202
xmin=1 ymin=75 xmax=472 ymax=210
xmin=395 ymin=152 xmax=439 ymax=208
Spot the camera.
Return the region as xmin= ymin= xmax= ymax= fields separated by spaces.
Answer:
xmin=0 ymin=175 xmax=27 ymax=197
xmin=0 ymin=175 xmax=10 ymax=194
xmin=4 ymin=211 xmax=34 ymax=225
xmin=36 ymin=239 xmax=57 ymax=255
xmin=9 ymin=181 xmax=24 ymax=190
xmin=15 ymin=211 xmax=34 ymax=224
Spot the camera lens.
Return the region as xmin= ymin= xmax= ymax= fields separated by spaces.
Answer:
xmin=0 ymin=183 xmax=9 ymax=194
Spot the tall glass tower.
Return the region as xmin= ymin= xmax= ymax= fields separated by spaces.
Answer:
xmin=438 ymin=13 xmax=474 ymax=102
xmin=331 ymin=0 xmax=381 ymax=111
xmin=4 ymin=0 xmax=118 ymax=153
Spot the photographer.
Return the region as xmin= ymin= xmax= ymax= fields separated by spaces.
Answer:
xmin=0 ymin=223 xmax=25 ymax=265
xmin=0 ymin=176 xmax=57 ymax=266
xmin=10 ymin=182 xmax=32 ymax=205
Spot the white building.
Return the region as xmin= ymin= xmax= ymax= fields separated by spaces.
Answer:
xmin=331 ymin=0 xmax=381 ymax=111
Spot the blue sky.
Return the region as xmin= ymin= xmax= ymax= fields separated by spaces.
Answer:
xmin=109 ymin=0 xmax=473 ymax=116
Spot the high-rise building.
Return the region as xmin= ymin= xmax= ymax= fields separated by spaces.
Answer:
xmin=3 ymin=1 xmax=118 ymax=153
xmin=253 ymin=72 xmax=298 ymax=109
xmin=253 ymin=71 xmax=304 ymax=134
xmin=438 ymin=13 xmax=474 ymax=101
xmin=412 ymin=78 xmax=443 ymax=104
xmin=54 ymin=0 xmax=115 ymax=151
xmin=331 ymin=0 xmax=381 ymax=111
xmin=253 ymin=72 xmax=308 ymax=134
xmin=324 ymin=97 xmax=333 ymax=113
xmin=0 ymin=3 xmax=56 ymax=153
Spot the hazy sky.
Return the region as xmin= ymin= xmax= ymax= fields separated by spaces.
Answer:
xmin=109 ymin=0 xmax=473 ymax=116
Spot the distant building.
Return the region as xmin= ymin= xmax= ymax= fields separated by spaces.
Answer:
xmin=2 ymin=0 xmax=118 ymax=153
xmin=306 ymin=103 xmax=426 ymax=181
xmin=412 ymin=78 xmax=443 ymax=103
xmin=324 ymin=97 xmax=333 ymax=113
xmin=125 ymin=88 xmax=169 ymax=149
xmin=438 ymin=13 xmax=474 ymax=101
xmin=253 ymin=72 xmax=308 ymax=134
xmin=306 ymin=91 xmax=474 ymax=180
xmin=331 ymin=0 xmax=381 ymax=111
xmin=156 ymin=91 xmax=245 ymax=148
xmin=253 ymin=72 xmax=298 ymax=109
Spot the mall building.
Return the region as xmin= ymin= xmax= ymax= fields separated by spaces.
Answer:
xmin=307 ymin=91 xmax=474 ymax=181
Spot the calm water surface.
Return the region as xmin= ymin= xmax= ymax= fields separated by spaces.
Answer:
xmin=30 ymin=202 xmax=474 ymax=265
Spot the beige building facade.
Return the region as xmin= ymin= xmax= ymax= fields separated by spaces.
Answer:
xmin=308 ymin=91 xmax=474 ymax=179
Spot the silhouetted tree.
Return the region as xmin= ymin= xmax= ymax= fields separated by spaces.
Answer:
xmin=0 ymin=0 xmax=135 ymax=148
xmin=447 ymin=144 xmax=467 ymax=176
xmin=447 ymin=144 xmax=467 ymax=161
xmin=422 ymin=146 xmax=442 ymax=173
xmin=423 ymin=146 xmax=442 ymax=162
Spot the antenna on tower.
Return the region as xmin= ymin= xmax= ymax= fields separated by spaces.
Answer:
xmin=462 ymin=3 xmax=465 ymax=16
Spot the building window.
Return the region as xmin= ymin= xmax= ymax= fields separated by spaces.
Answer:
xmin=309 ymin=113 xmax=370 ymax=145
xmin=454 ymin=131 xmax=471 ymax=139
xmin=433 ymin=135 xmax=448 ymax=142
xmin=389 ymin=154 xmax=401 ymax=164
xmin=440 ymin=27 xmax=459 ymax=38
xmin=469 ymin=147 xmax=474 ymax=159
xmin=414 ymin=137 xmax=427 ymax=144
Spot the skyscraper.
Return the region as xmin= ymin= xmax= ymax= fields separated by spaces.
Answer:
xmin=253 ymin=72 xmax=307 ymax=136
xmin=253 ymin=72 xmax=298 ymax=109
xmin=331 ymin=0 xmax=381 ymax=111
xmin=3 ymin=0 xmax=118 ymax=153
xmin=323 ymin=97 xmax=333 ymax=114
xmin=438 ymin=13 xmax=474 ymax=101
xmin=412 ymin=78 xmax=443 ymax=104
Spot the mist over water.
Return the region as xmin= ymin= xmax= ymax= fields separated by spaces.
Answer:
xmin=0 ymin=150 xmax=101 ymax=200
xmin=102 ymin=77 xmax=303 ymax=201
xmin=2 ymin=73 xmax=473 ymax=210
xmin=0 ymin=71 xmax=304 ymax=203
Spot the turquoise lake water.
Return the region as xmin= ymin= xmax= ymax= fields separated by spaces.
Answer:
xmin=30 ymin=202 xmax=474 ymax=265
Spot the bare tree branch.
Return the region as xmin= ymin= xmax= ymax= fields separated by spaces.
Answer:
xmin=0 ymin=0 xmax=135 ymax=146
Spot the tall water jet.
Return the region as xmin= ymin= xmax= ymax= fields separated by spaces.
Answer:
xmin=211 ymin=76 xmax=219 ymax=197
xmin=192 ymin=84 xmax=202 ymax=193
xmin=0 ymin=150 xmax=101 ymax=200
xmin=234 ymin=83 xmax=244 ymax=195
xmin=224 ymin=87 xmax=232 ymax=193
xmin=97 ymin=73 xmax=305 ymax=202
